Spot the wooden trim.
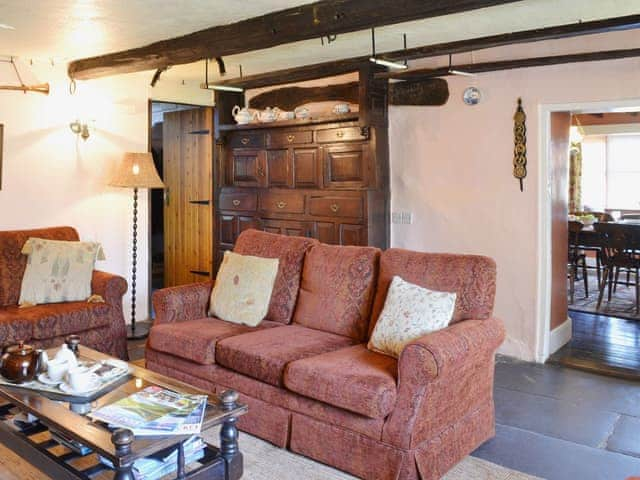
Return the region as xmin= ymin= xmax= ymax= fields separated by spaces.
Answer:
xmin=213 ymin=14 xmax=640 ymax=90
xmin=377 ymin=47 xmax=640 ymax=80
xmin=68 ymin=0 xmax=520 ymax=80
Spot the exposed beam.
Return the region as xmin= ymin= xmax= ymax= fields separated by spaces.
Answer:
xmin=68 ymin=0 xmax=520 ymax=80
xmin=214 ymin=14 xmax=640 ymax=90
xmin=376 ymin=47 xmax=640 ymax=80
xmin=248 ymin=79 xmax=449 ymax=110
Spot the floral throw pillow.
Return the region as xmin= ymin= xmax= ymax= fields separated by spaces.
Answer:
xmin=209 ymin=251 xmax=279 ymax=327
xmin=368 ymin=276 xmax=456 ymax=358
xmin=19 ymin=238 xmax=105 ymax=305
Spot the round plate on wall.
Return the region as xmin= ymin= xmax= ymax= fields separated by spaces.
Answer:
xmin=463 ymin=87 xmax=481 ymax=105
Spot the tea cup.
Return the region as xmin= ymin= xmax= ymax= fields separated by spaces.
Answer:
xmin=46 ymin=358 xmax=69 ymax=382
xmin=66 ymin=365 xmax=97 ymax=392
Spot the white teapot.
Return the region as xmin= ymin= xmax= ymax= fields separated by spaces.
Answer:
xmin=232 ymin=106 xmax=256 ymax=125
xmin=257 ymin=107 xmax=280 ymax=123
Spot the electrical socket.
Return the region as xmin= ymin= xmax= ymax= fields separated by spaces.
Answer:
xmin=391 ymin=212 xmax=402 ymax=224
xmin=401 ymin=212 xmax=413 ymax=224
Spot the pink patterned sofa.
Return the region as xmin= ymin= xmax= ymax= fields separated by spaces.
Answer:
xmin=0 ymin=227 xmax=128 ymax=359
xmin=146 ymin=229 xmax=504 ymax=480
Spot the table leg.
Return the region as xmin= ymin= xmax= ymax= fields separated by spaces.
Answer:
xmin=112 ymin=429 xmax=135 ymax=480
xmin=219 ymin=390 xmax=243 ymax=480
xmin=176 ymin=440 xmax=186 ymax=479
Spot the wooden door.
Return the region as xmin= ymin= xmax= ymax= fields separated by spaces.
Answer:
xmin=550 ymin=112 xmax=571 ymax=332
xmin=163 ymin=108 xmax=214 ymax=287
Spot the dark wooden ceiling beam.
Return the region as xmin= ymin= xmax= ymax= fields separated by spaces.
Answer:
xmin=376 ymin=47 xmax=640 ymax=80
xmin=213 ymin=13 xmax=640 ymax=90
xmin=68 ymin=0 xmax=520 ymax=80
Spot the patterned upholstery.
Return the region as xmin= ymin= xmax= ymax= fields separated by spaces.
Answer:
xmin=233 ymin=229 xmax=317 ymax=324
xmin=293 ymin=244 xmax=380 ymax=341
xmin=148 ymin=317 xmax=281 ymax=365
xmin=369 ymin=249 xmax=497 ymax=336
xmin=0 ymin=226 xmax=78 ymax=306
xmin=0 ymin=228 xmax=128 ymax=360
xmin=215 ymin=325 xmax=354 ymax=387
xmin=285 ymin=344 xmax=397 ymax=419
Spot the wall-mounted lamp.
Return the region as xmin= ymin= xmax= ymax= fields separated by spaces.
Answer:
xmin=69 ymin=120 xmax=90 ymax=141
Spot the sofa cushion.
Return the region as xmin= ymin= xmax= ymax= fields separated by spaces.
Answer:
xmin=234 ymin=229 xmax=317 ymax=325
xmin=0 ymin=301 xmax=111 ymax=342
xmin=369 ymin=249 xmax=497 ymax=336
xmin=293 ymin=244 xmax=380 ymax=341
xmin=216 ymin=325 xmax=354 ymax=387
xmin=285 ymin=344 xmax=397 ymax=419
xmin=0 ymin=227 xmax=79 ymax=307
xmin=0 ymin=308 xmax=34 ymax=345
xmin=148 ymin=317 xmax=281 ymax=365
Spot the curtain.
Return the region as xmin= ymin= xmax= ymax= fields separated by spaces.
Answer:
xmin=568 ymin=142 xmax=582 ymax=213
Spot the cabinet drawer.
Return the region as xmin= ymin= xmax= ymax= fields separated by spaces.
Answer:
xmin=266 ymin=130 xmax=312 ymax=147
xmin=228 ymin=132 xmax=264 ymax=148
xmin=219 ymin=190 xmax=257 ymax=211
xmin=259 ymin=191 xmax=305 ymax=214
xmin=309 ymin=195 xmax=364 ymax=218
xmin=316 ymin=127 xmax=367 ymax=143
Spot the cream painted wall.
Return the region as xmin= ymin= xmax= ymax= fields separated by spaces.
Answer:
xmin=389 ymin=56 xmax=640 ymax=360
xmin=0 ymin=63 xmax=212 ymax=324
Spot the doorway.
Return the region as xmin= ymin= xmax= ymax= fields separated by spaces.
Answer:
xmin=538 ymin=100 xmax=640 ymax=379
xmin=148 ymin=101 xmax=214 ymax=300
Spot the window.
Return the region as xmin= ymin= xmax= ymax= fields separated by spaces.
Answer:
xmin=580 ymin=134 xmax=640 ymax=211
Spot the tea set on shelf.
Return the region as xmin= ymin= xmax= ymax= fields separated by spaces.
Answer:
xmin=232 ymin=102 xmax=352 ymax=125
xmin=0 ymin=336 xmax=128 ymax=396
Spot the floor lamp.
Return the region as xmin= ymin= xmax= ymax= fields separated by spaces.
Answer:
xmin=110 ymin=152 xmax=165 ymax=339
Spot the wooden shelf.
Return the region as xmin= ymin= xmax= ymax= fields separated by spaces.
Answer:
xmin=217 ymin=113 xmax=359 ymax=131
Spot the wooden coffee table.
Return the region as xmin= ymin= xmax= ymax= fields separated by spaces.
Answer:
xmin=0 ymin=346 xmax=246 ymax=480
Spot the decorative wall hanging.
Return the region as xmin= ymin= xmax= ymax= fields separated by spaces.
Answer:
xmin=0 ymin=57 xmax=49 ymax=95
xmin=513 ymin=97 xmax=527 ymax=192
xmin=462 ymin=86 xmax=481 ymax=105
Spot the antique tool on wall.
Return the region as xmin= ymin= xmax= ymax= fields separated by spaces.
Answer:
xmin=513 ymin=97 xmax=527 ymax=191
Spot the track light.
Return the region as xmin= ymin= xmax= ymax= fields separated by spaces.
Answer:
xmin=201 ymin=60 xmax=244 ymax=92
xmin=368 ymin=29 xmax=408 ymax=70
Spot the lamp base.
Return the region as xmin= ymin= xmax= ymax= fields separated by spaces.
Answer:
xmin=127 ymin=321 xmax=151 ymax=340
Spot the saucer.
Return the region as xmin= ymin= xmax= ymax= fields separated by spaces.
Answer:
xmin=37 ymin=373 xmax=63 ymax=386
xmin=59 ymin=375 xmax=101 ymax=395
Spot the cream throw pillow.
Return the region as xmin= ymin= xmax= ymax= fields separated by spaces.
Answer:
xmin=209 ymin=251 xmax=279 ymax=327
xmin=19 ymin=238 xmax=105 ymax=305
xmin=368 ymin=276 xmax=456 ymax=358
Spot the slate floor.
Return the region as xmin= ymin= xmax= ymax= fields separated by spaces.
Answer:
xmin=473 ymin=355 xmax=640 ymax=480
xmin=128 ymin=339 xmax=640 ymax=479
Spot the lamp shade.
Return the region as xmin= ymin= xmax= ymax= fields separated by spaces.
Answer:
xmin=109 ymin=152 xmax=164 ymax=189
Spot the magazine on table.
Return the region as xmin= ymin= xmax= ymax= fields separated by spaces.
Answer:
xmin=89 ymin=386 xmax=207 ymax=435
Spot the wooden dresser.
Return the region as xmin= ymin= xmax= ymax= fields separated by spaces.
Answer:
xmin=213 ymin=69 xmax=389 ymax=267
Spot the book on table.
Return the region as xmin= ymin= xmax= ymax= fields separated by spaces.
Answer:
xmin=89 ymin=386 xmax=207 ymax=436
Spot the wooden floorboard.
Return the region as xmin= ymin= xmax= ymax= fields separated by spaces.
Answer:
xmin=548 ymin=310 xmax=640 ymax=379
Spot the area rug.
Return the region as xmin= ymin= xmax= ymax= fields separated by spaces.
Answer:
xmin=0 ymin=426 xmax=542 ymax=480
xmin=570 ymin=270 xmax=639 ymax=321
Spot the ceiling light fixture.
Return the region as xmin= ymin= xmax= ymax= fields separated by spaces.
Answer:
xmin=369 ymin=28 xmax=408 ymax=70
xmin=0 ymin=56 xmax=49 ymax=94
xmin=0 ymin=23 xmax=15 ymax=30
xmin=201 ymin=60 xmax=244 ymax=92
xmin=447 ymin=54 xmax=476 ymax=77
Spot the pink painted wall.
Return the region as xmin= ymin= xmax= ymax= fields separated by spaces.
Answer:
xmin=389 ymin=42 xmax=640 ymax=360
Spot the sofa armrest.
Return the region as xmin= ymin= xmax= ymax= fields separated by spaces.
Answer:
xmin=91 ymin=270 xmax=127 ymax=305
xmin=381 ymin=317 xmax=505 ymax=449
xmin=152 ymin=282 xmax=213 ymax=326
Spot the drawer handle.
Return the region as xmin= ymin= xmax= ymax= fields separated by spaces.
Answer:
xmin=241 ymin=137 xmax=250 ymax=145
xmin=276 ymin=201 xmax=287 ymax=209
xmin=330 ymin=203 xmax=340 ymax=213
xmin=336 ymin=131 xmax=344 ymax=138
xmin=232 ymin=199 xmax=241 ymax=206
xmin=257 ymin=166 xmax=265 ymax=177
xmin=287 ymin=134 xmax=295 ymax=143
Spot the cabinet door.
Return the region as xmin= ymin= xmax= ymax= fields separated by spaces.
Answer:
xmin=313 ymin=222 xmax=337 ymax=244
xmin=261 ymin=219 xmax=313 ymax=238
xmin=266 ymin=149 xmax=293 ymax=188
xmin=238 ymin=215 xmax=261 ymax=234
xmin=339 ymin=224 xmax=367 ymax=246
xmin=218 ymin=214 xmax=237 ymax=248
xmin=293 ymin=148 xmax=320 ymax=188
xmin=324 ymin=143 xmax=370 ymax=188
xmin=230 ymin=148 xmax=265 ymax=187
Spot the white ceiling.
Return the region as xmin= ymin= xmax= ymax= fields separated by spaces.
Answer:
xmin=1 ymin=0 xmax=640 ymax=85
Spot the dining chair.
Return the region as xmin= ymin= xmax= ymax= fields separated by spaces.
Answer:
xmin=594 ymin=222 xmax=640 ymax=314
xmin=568 ymin=220 xmax=589 ymax=304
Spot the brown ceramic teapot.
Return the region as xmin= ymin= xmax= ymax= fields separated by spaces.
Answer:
xmin=0 ymin=342 xmax=44 ymax=383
